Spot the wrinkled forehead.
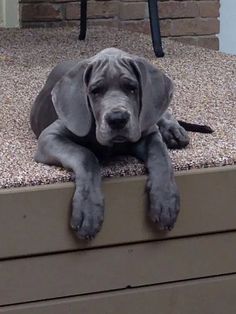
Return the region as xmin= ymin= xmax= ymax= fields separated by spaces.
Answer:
xmin=88 ymin=57 xmax=137 ymax=85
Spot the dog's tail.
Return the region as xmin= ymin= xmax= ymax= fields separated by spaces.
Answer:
xmin=178 ymin=120 xmax=214 ymax=134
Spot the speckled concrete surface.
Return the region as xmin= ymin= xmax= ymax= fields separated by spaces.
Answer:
xmin=0 ymin=27 xmax=235 ymax=189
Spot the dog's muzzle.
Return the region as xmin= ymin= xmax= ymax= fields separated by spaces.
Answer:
xmin=105 ymin=110 xmax=130 ymax=130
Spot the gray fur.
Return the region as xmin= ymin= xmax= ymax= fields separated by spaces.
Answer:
xmin=31 ymin=48 xmax=189 ymax=239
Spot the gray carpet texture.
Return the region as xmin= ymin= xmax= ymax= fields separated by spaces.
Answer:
xmin=0 ymin=27 xmax=235 ymax=189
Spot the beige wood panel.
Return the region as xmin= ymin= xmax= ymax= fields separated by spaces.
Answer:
xmin=2 ymin=274 xmax=236 ymax=314
xmin=1 ymin=231 xmax=236 ymax=305
xmin=0 ymin=166 xmax=236 ymax=259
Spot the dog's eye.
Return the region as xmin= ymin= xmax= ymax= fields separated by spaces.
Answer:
xmin=90 ymin=86 xmax=103 ymax=96
xmin=122 ymin=79 xmax=138 ymax=94
xmin=130 ymin=87 xmax=137 ymax=94
xmin=126 ymin=84 xmax=137 ymax=94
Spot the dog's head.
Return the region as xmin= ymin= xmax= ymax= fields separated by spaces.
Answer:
xmin=52 ymin=48 xmax=173 ymax=146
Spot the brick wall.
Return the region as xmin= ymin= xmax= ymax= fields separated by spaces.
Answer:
xmin=19 ymin=0 xmax=220 ymax=50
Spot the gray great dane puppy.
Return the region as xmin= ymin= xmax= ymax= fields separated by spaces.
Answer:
xmin=30 ymin=48 xmax=193 ymax=239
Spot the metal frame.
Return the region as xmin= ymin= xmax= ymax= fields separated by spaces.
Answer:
xmin=78 ymin=0 xmax=87 ymax=40
xmin=148 ymin=0 xmax=164 ymax=57
xmin=79 ymin=0 xmax=164 ymax=57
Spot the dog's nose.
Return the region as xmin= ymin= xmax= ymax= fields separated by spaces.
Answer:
xmin=105 ymin=110 xmax=130 ymax=130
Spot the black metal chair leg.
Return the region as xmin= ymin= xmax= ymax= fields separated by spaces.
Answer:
xmin=148 ymin=0 xmax=164 ymax=57
xmin=79 ymin=0 xmax=87 ymax=40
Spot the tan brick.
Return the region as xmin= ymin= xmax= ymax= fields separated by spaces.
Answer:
xmin=123 ymin=0 xmax=145 ymax=1
xmin=160 ymin=19 xmax=172 ymax=37
xmin=172 ymin=36 xmax=198 ymax=47
xmin=21 ymin=0 xmax=74 ymax=2
xmin=119 ymin=2 xmax=148 ymax=20
xmin=21 ymin=3 xmax=63 ymax=22
xmin=119 ymin=20 xmax=150 ymax=34
xmin=66 ymin=1 xmax=119 ymax=20
xmin=170 ymin=17 xmax=219 ymax=36
xmin=88 ymin=18 xmax=119 ymax=28
xmin=198 ymin=1 xmax=220 ymax=17
xmin=119 ymin=18 xmax=172 ymax=37
xmin=88 ymin=1 xmax=119 ymax=19
xmin=159 ymin=1 xmax=199 ymax=19
xmin=196 ymin=34 xmax=219 ymax=49
xmin=65 ymin=2 xmax=80 ymax=20
xmin=172 ymin=35 xmax=219 ymax=50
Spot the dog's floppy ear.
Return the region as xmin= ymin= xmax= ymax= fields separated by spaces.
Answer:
xmin=51 ymin=60 xmax=92 ymax=137
xmin=132 ymin=57 xmax=173 ymax=132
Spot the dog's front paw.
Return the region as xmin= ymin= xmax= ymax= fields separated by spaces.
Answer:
xmin=70 ymin=187 xmax=104 ymax=240
xmin=147 ymin=179 xmax=180 ymax=230
xmin=159 ymin=122 xmax=189 ymax=149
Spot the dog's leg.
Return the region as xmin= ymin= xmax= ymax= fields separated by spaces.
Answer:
xmin=132 ymin=129 xmax=180 ymax=230
xmin=158 ymin=111 xmax=190 ymax=149
xmin=35 ymin=120 xmax=104 ymax=240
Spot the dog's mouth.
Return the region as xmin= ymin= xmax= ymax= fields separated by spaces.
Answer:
xmin=112 ymin=135 xmax=127 ymax=143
